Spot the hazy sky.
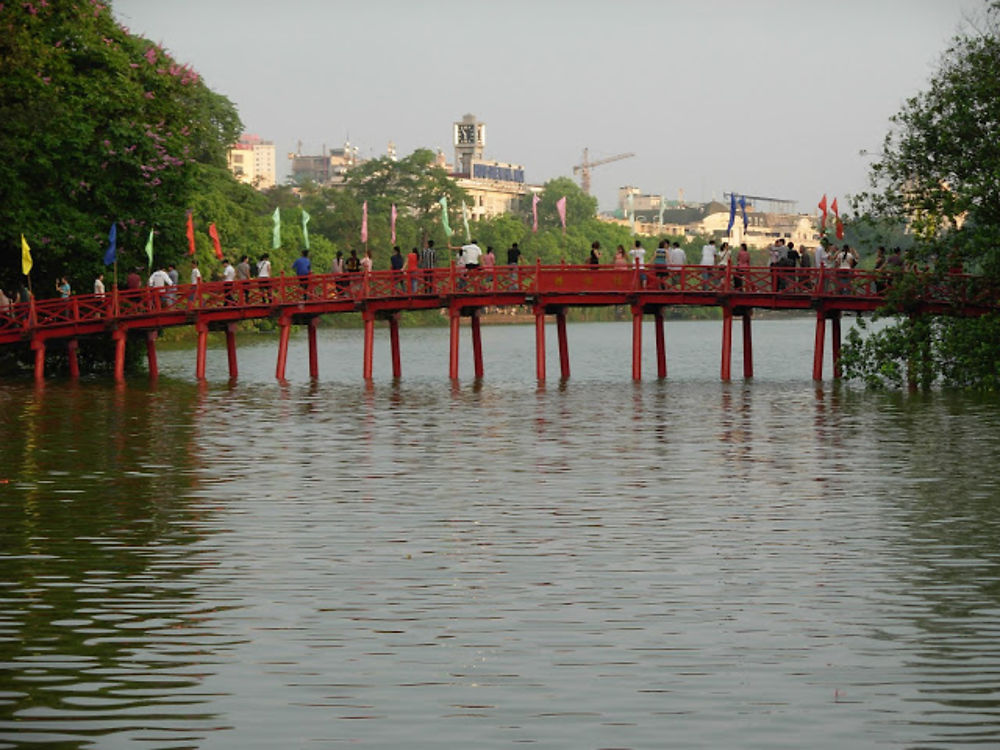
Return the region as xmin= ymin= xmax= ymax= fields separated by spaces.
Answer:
xmin=114 ymin=0 xmax=982 ymax=213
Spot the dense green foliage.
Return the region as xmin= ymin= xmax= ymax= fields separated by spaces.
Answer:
xmin=842 ymin=2 xmax=1000 ymax=389
xmin=0 ymin=0 xmax=256 ymax=292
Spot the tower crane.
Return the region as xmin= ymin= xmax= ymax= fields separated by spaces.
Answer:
xmin=572 ymin=148 xmax=635 ymax=195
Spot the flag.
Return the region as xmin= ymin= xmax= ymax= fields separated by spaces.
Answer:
xmin=361 ymin=201 xmax=368 ymax=244
xmin=439 ymin=196 xmax=453 ymax=236
xmin=302 ymin=209 xmax=311 ymax=250
xmin=144 ymin=229 xmax=154 ymax=269
xmin=271 ymin=207 xmax=281 ymax=249
xmin=103 ymin=222 xmax=117 ymax=266
xmin=186 ymin=210 xmax=196 ymax=256
xmin=739 ymin=194 xmax=748 ymax=231
xmin=831 ymin=197 xmax=844 ymax=239
xmin=461 ymin=201 xmax=470 ymax=242
xmin=390 ymin=203 xmax=397 ymax=244
xmin=208 ymin=222 xmax=223 ymax=259
xmin=818 ymin=194 xmax=828 ymax=229
xmin=21 ymin=234 xmax=32 ymax=275
xmin=831 ymin=197 xmax=839 ymax=218
xmin=627 ymin=192 xmax=635 ymax=233
xmin=532 ymin=194 xmax=540 ymax=233
xmin=726 ymin=193 xmax=736 ymax=234
xmin=556 ymin=196 xmax=567 ymax=234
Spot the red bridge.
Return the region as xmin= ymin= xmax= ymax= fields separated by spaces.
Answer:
xmin=1 ymin=263 xmax=994 ymax=382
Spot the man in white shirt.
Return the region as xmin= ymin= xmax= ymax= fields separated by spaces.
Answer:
xmin=628 ymin=239 xmax=647 ymax=287
xmin=451 ymin=239 xmax=482 ymax=269
xmin=148 ymin=265 xmax=173 ymax=309
xmin=700 ymin=239 xmax=717 ymax=288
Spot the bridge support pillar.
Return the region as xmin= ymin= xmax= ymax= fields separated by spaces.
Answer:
xmin=654 ymin=308 xmax=666 ymax=379
xmin=449 ymin=307 xmax=460 ymax=379
xmin=146 ymin=331 xmax=159 ymax=380
xmin=831 ymin=312 xmax=842 ymax=379
xmin=631 ymin=306 xmax=642 ymax=381
xmin=67 ymin=339 xmax=80 ymax=379
xmin=112 ymin=329 xmax=126 ymax=383
xmin=389 ymin=313 xmax=401 ymax=379
xmin=556 ymin=308 xmax=570 ymax=380
xmin=275 ymin=317 xmax=290 ymax=381
xmin=362 ymin=310 xmax=375 ymax=381
xmin=742 ymin=311 xmax=753 ymax=379
xmin=308 ymin=317 xmax=319 ymax=379
xmin=721 ymin=305 xmax=733 ymax=381
xmin=196 ymin=322 xmax=209 ymax=381
xmin=534 ymin=306 xmax=546 ymax=381
xmin=812 ymin=310 xmax=826 ymax=381
xmin=471 ymin=308 xmax=484 ymax=379
xmin=225 ymin=323 xmax=238 ymax=380
xmin=31 ymin=338 xmax=45 ymax=381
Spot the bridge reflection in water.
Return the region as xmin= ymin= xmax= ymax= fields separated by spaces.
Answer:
xmin=1 ymin=262 xmax=994 ymax=382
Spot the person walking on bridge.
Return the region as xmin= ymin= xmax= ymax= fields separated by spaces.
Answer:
xmin=292 ymin=249 xmax=311 ymax=299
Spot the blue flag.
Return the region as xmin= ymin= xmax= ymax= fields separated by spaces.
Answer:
xmin=739 ymin=195 xmax=748 ymax=231
xmin=726 ymin=193 xmax=736 ymax=234
xmin=103 ymin=222 xmax=117 ymax=266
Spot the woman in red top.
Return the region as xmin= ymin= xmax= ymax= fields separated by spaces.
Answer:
xmin=735 ymin=243 xmax=751 ymax=289
xmin=406 ymin=247 xmax=420 ymax=292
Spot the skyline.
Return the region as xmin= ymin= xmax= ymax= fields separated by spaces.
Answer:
xmin=113 ymin=0 xmax=983 ymax=214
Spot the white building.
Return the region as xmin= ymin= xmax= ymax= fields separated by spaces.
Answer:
xmin=227 ymin=134 xmax=276 ymax=189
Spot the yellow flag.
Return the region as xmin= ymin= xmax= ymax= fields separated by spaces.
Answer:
xmin=21 ymin=234 xmax=32 ymax=276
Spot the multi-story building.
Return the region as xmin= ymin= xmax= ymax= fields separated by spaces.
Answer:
xmin=226 ymin=134 xmax=276 ymax=189
xmin=450 ymin=113 xmax=528 ymax=219
xmin=288 ymin=142 xmax=361 ymax=186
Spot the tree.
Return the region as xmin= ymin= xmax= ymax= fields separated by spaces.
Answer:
xmin=0 ymin=2 xmax=243 ymax=291
xmin=842 ymin=2 xmax=1000 ymax=389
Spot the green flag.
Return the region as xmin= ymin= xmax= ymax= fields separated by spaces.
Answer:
xmin=439 ymin=196 xmax=453 ymax=237
xmin=461 ymin=200 xmax=471 ymax=242
xmin=301 ymin=209 xmax=310 ymax=250
xmin=272 ymin=207 xmax=281 ymax=249
xmin=145 ymin=229 xmax=154 ymax=269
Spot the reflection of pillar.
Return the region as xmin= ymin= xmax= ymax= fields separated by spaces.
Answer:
xmin=654 ymin=308 xmax=666 ymax=378
xmin=742 ymin=312 xmax=753 ymax=379
xmin=631 ymin=306 xmax=642 ymax=381
xmin=471 ymin=308 xmax=484 ymax=379
xmin=146 ymin=331 xmax=158 ymax=380
xmin=449 ymin=307 xmax=460 ymax=379
xmin=389 ymin=313 xmax=401 ymax=378
xmin=308 ymin=317 xmax=319 ymax=379
xmin=831 ymin=312 xmax=842 ymax=379
xmin=226 ymin=323 xmax=238 ymax=380
xmin=812 ymin=310 xmax=826 ymax=381
xmin=362 ymin=310 xmax=375 ymax=380
xmin=721 ymin=305 xmax=733 ymax=381
xmin=275 ymin=317 xmax=290 ymax=380
xmin=67 ymin=339 xmax=80 ymax=379
xmin=113 ymin=329 xmax=126 ymax=383
xmin=556 ymin=308 xmax=570 ymax=379
xmin=534 ymin=305 xmax=546 ymax=381
xmin=32 ymin=337 xmax=45 ymax=381
xmin=196 ymin=322 xmax=209 ymax=381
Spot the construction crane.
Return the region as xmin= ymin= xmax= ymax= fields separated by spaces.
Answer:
xmin=572 ymin=148 xmax=635 ymax=195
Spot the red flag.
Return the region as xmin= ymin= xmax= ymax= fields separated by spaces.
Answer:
xmin=208 ymin=222 xmax=223 ymax=260
xmin=186 ymin=210 xmax=196 ymax=256
xmin=831 ymin=197 xmax=839 ymax=218
xmin=817 ymin=194 xmax=828 ymax=229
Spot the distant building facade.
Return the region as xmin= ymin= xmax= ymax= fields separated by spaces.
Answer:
xmin=227 ymin=134 xmax=276 ymax=189
xmin=288 ymin=142 xmax=361 ymax=186
xmin=450 ymin=113 xmax=528 ymax=219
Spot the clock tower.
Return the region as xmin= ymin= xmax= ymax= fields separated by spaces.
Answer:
xmin=453 ymin=113 xmax=485 ymax=175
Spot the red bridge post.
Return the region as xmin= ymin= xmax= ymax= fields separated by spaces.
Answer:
xmin=812 ymin=310 xmax=826 ymax=380
xmin=31 ymin=338 xmax=45 ymax=381
xmin=308 ymin=317 xmax=319 ymax=379
xmin=654 ymin=308 xmax=666 ymax=379
xmin=471 ymin=308 xmax=484 ymax=379
xmin=226 ymin=323 xmax=238 ymax=380
xmin=196 ymin=321 xmax=208 ymax=381
xmin=275 ymin=317 xmax=290 ymax=381
xmin=112 ymin=329 xmax=126 ymax=383
xmin=67 ymin=339 xmax=80 ymax=379
xmin=146 ymin=331 xmax=158 ymax=380
xmin=631 ymin=305 xmax=642 ymax=381
xmin=742 ymin=311 xmax=753 ymax=379
xmin=389 ymin=313 xmax=401 ymax=379
xmin=362 ymin=310 xmax=375 ymax=380
xmin=831 ymin=312 xmax=842 ymax=379
xmin=534 ymin=305 xmax=546 ymax=381
xmin=721 ymin=305 xmax=733 ymax=381
xmin=556 ymin=308 xmax=570 ymax=380
xmin=449 ymin=306 xmax=460 ymax=379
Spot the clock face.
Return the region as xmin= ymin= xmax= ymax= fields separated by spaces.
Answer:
xmin=456 ymin=123 xmax=476 ymax=145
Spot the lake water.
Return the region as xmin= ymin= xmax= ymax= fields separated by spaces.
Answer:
xmin=2 ymin=317 xmax=999 ymax=749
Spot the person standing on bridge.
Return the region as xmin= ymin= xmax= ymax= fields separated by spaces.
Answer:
xmin=236 ymin=255 xmax=251 ymax=282
xmin=629 ymin=239 xmax=647 ymax=288
xmin=292 ymin=249 xmax=311 ymax=299
xmin=406 ymin=246 xmax=420 ymax=292
xmin=148 ymin=265 xmax=173 ymax=309
xmin=589 ymin=241 xmax=602 ymax=266
xmin=420 ymin=240 xmax=437 ymax=293
xmin=734 ymin=242 xmax=751 ymax=289
xmin=450 ymin=238 xmax=482 ymax=270
xmin=256 ymin=253 xmax=272 ymax=302
xmin=700 ymin=239 xmax=717 ymax=289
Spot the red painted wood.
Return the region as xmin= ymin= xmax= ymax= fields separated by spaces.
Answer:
xmin=67 ymin=339 xmax=79 ymax=379
xmin=226 ymin=323 xmax=238 ymax=380
xmin=113 ymin=329 xmax=126 ymax=383
xmin=449 ymin=308 xmax=460 ymax=379
xmin=631 ymin=307 xmax=642 ymax=381
xmin=389 ymin=314 xmax=401 ymax=378
xmin=813 ymin=311 xmax=826 ymax=381
xmin=654 ymin=309 xmax=666 ymax=379
xmin=275 ymin=319 xmax=290 ymax=381
xmin=556 ymin=308 xmax=570 ymax=380
xmin=362 ymin=312 xmax=374 ymax=380
xmin=742 ymin=313 xmax=753 ymax=379
xmin=535 ymin=307 xmax=546 ymax=381
xmin=32 ymin=338 xmax=45 ymax=381
xmin=146 ymin=331 xmax=158 ymax=380
xmin=832 ymin=312 xmax=842 ymax=379
xmin=721 ymin=306 xmax=733 ymax=381
xmin=471 ymin=309 xmax=484 ymax=379
xmin=308 ymin=318 xmax=319 ymax=379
